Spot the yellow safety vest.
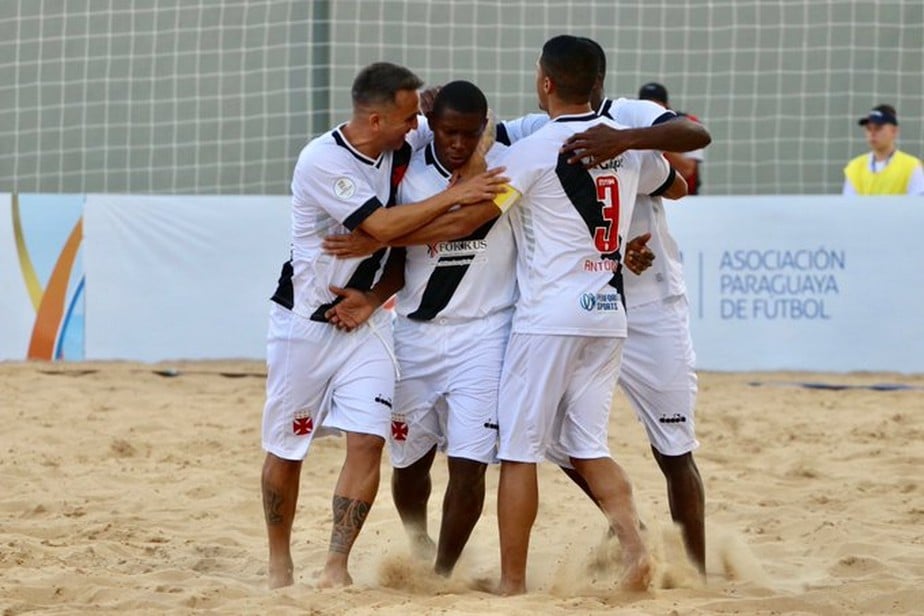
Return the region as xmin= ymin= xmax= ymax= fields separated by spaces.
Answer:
xmin=844 ymin=150 xmax=923 ymax=195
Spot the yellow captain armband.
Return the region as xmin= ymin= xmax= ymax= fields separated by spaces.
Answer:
xmin=493 ymin=184 xmax=521 ymax=214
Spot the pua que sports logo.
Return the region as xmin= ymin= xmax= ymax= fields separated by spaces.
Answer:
xmin=580 ymin=293 xmax=596 ymax=311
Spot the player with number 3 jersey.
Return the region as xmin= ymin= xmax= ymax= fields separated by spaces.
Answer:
xmin=491 ymin=36 xmax=687 ymax=596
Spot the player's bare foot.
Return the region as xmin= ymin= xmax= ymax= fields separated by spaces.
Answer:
xmin=267 ymin=557 xmax=294 ymax=589
xmin=410 ymin=533 xmax=437 ymax=562
xmin=620 ymin=550 xmax=653 ymax=591
xmin=316 ymin=566 xmax=353 ymax=589
xmin=494 ymin=578 xmax=527 ymax=596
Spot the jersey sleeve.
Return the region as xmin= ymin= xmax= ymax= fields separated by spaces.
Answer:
xmin=491 ymin=140 xmax=543 ymax=212
xmin=292 ymin=148 xmax=383 ymax=231
xmin=405 ymin=115 xmax=432 ymax=151
xmin=496 ymin=113 xmax=550 ymax=145
xmin=611 ymin=98 xmax=676 ymax=129
xmin=685 ymin=148 xmax=705 ymax=163
xmin=636 ymin=151 xmax=673 ymax=196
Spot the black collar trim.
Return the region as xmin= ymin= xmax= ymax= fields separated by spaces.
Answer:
xmin=553 ymin=112 xmax=599 ymax=123
xmin=332 ymin=125 xmax=382 ymax=167
xmin=424 ymin=143 xmax=453 ymax=179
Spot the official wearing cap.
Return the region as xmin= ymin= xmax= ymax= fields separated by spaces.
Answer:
xmin=843 ymin=104 xmax=924 ymax=195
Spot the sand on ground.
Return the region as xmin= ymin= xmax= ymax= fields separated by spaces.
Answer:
xmin=1 ymin=361 xmax=921 ymax=615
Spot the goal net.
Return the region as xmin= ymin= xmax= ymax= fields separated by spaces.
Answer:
xmin=2 ymin=0 xmax=922 ymax=195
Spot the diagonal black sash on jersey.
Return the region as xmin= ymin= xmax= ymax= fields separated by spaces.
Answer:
xmin=406 ymin=218 xmax=499 ymax=321
xmin=309 ymin=247 xmax=389 ymax=321
xmin=555 ymin=153 xmax=624 ymax=299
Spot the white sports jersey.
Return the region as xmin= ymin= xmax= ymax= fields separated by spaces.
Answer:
xmin=499 ymin=112 xmax=673 ymax=337
xmin=497 ymin=99 xmax=688 ymax=307
xmin=597 ymin=96 xmax=676 ymax=127
xmin=271 ymin=120 xmax=430 ymax=321
xmin=624 ymin=194 xmax=687 ymax=307
xmin=496 ymin=113 xmax=550 ymax=145
xmin=496 ymin=97 xmax=675 ymax=144
xmin=394 ymin=143 xmax=515 ymax=321
xmin=599 ymin=97 xmax=687 ymax=307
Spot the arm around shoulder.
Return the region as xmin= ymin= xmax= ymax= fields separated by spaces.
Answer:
xmin=358 ymin=168 xmax=507 ymax=243
xmin=653 ymin=167 xmax=688 ymax=200
xmin=389 ymin=201 xmax=501 ymax=246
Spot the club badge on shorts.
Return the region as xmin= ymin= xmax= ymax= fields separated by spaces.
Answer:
xmin=390 ymin=414 xmax=408 ymax=442
xmin=292 ymin=413 xmax=314 ymax=436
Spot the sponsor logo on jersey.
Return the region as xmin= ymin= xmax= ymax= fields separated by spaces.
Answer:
xmin=580 ymin=293 xmax=596 ymax=310
xmin=579 ymin=292 xmax=621 ymax=312
xmin=594 ymin=157 xmax=623 ymax=172
xmin=426 ymin=239 xmax=489 ymax=258
xmin=333 ymin=177 xmax=356 ymax=200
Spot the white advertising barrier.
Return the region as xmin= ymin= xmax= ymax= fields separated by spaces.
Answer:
xmin=664 ymin=196 xmax=924 ymax=373
xmin=83 ymin=195 xmax=290 ymax=361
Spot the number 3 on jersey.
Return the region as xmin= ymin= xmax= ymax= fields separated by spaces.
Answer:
xmin=594 ymin=175 xmax=620 ymax=254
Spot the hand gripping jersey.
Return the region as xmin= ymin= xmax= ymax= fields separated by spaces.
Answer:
xmin=498 ymin=112 xmax=674 ymax=337
xmin=395 ymin=142 xmax=516 ymax=321
xmin=270 ymin=120 xmax=430 ymax=321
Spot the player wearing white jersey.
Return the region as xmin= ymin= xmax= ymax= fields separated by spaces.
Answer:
xmin=389 ymin=85 xmax=514 ymax=576
xmin=259 ymin=63 xmax=506 ymax=590
xmin=492 ymin=36 xmax=687 ymax=596
xmin=323 ymin=81 xmax=516 ymax=576
xmin=493 ymin=37 xmax=711 ymax=574
xmin=566 ymin=38 xmax=709 ymax=575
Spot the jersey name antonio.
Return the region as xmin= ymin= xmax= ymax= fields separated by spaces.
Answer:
xmin=499 ymin=113 xmax=673 ymax=337
xmin=270 ymin=121 xmax=430 ymax=321
xmin=396 ymin=142 xmax=516 ymax=321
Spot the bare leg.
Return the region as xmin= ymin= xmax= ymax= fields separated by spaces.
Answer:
xmin=392 ymin=445 xmax=438 ymax=559
xmin=560 ymin=465 xmax=595 ymax=502
xmin=559 ymin=465 xmax=646 ymax=535
xmin=570 ymin=456 xmax=652 ymax=591
xmin=317 ymin=432 xmax=385 ymax=588
xmin=497 ymin=461 xmax=538 ymax=595
xmin=262 ymin=453 xmax=302 ymax=589
xmin=434 ymin=457 xmax=487 ymax=576
xmin=651 ymin=447 xmax=705 ymax=575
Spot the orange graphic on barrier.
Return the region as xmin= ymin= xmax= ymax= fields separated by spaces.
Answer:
xmin=10 ymin=194 xmax=85 ymax=360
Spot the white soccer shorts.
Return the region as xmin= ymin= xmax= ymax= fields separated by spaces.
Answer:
xmin=497 ymin=333 xmax=624 ymax=464
xmin=261 ymin=303 xmax=396 ymax=461
xmin=387 ymin=311 xmax=509 ymax=468
xmin=619 ymin=295 xmax=699 ymax=456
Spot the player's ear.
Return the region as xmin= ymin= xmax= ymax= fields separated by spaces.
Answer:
xmin=368 ymin=110 xmax=382 ymax=130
